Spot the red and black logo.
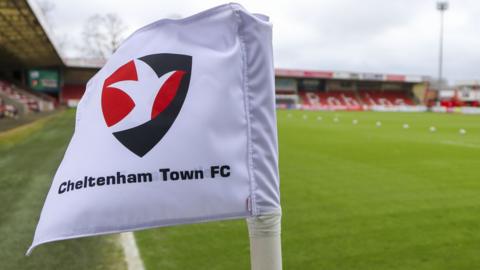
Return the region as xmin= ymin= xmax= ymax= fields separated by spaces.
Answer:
xmin=101 ymin=53 xmax=192 ymax=157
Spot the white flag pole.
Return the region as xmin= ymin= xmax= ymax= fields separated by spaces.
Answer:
xmin=247 ymin=213 xmax=282 ymax=270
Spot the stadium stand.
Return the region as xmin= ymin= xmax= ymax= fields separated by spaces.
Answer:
xmin=0 ymin=98 xmax=5 ymax=118
xmin=0 ymin=0 xmax=61 ymax=123
xmin=0 ymin=80 xmax=54 ymax=115
xmin=439 ymin=82 xmax=480 ymax=108
xmin=0 ymin=97 xmax=16 ymax=118
xmin=275 ymin=78 xmax=298 ymax=109
xmin=276 ymin=68 xmax=428 ymax=110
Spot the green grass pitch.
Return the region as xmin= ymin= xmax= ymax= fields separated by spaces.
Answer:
xmin=1 ymin=109 xmax=479 ymax=269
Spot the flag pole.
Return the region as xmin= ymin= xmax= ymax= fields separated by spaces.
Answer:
xmin=247 ymin=212 xmax=282 ymax=270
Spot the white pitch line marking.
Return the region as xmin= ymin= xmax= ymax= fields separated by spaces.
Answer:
xmin=120 ymin=232 xmax=146 ymax=270
xmin=440 ymin=140 xmax=480 ymax=149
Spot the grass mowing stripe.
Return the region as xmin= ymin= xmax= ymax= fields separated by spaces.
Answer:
xmin=0 ymin=113 xmax=59 ymax=149
xmin=0 ymin=110 xmax=126 ymax=270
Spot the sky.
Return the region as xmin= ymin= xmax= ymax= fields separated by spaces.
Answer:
xmin=36 ymin=0 xmax=480 ymax=83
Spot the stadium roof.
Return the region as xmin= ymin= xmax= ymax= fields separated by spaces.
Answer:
xmin=0 ymin=0 xmax=63 ymax=69
xmin=275 ymin=68 xmax=430 ymax=84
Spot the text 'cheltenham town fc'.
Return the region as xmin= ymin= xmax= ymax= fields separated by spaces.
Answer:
xmin=58 ymin=165 xmax=231 ymax=194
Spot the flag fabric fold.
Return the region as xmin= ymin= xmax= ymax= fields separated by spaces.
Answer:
xmin=28 ymin=3 xmax=280 ymax=255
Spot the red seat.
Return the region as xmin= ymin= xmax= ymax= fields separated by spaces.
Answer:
xmin=62 ymin=85 xmax=86 ymax=101
xmin=359 ymin=90 xmax=414 ymax=106
xmin=299 ymin=91 xmax=362 ymax=110
xmin=0 ymin=80 xmax=42 ymax=112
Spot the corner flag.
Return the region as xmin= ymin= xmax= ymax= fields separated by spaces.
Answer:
xmin=28 ymin=3 xmax=280 ymax=255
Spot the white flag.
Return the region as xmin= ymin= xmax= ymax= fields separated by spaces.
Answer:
xmin=28 ymin=3 xmax=280 ymax=254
